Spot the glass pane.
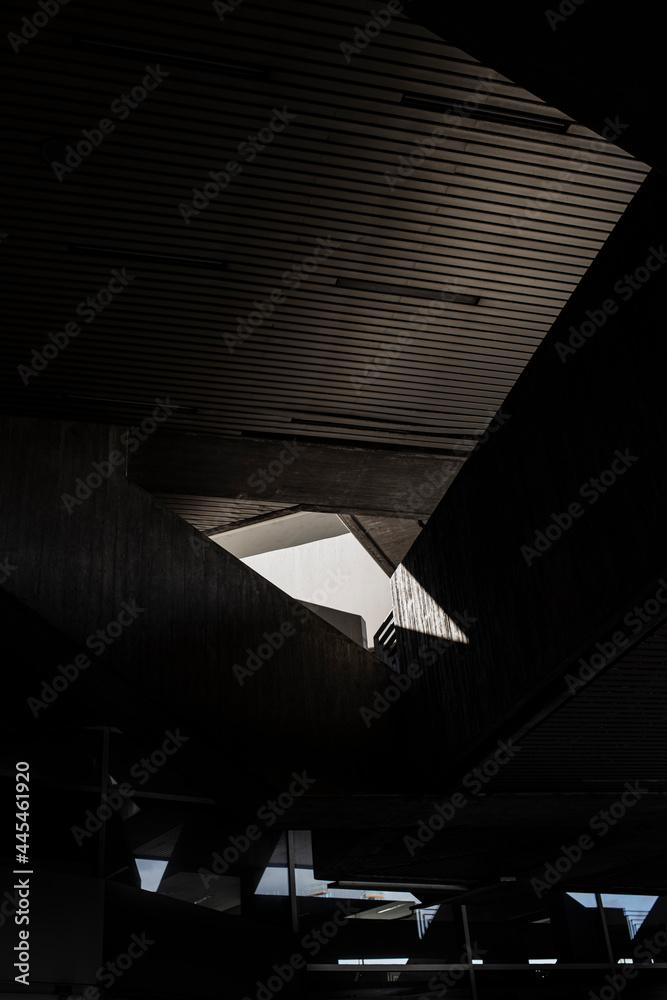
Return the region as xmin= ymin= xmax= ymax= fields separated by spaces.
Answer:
xmin=599 ymin=893 xmax=666 ymax=963
xmin=466 ymin=896 xmax=559 ymax=964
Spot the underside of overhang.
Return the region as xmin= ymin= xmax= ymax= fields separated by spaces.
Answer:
xmin=0 ymin=0 xmax=650 ymax=544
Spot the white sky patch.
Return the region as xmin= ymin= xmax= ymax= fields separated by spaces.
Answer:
xmin=136 ymin=858 xmax=168 ymax=892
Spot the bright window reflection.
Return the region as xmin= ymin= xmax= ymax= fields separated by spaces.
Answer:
xmin=255 ymin=866 xmax=420 ymax=903
xmin=339 ymin=958 xmax=409 ymax=965
xmin=600 ymin=894 xmax=658 ymax=938
xmin=416 ymin=904 xmax=440 ymax=939
xmin=136 ymin=858 xmax=168 ymax=892
xmin=566 ymin=892 xmax=658 ymax=938
xmin=566 ymin=892 xmax=597 ymax=907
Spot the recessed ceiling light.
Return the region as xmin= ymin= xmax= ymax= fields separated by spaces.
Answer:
xmin=336 ymin=277 xmax=479 ymax=305
xmin=402 ymin=92 xmax=571 ymax=134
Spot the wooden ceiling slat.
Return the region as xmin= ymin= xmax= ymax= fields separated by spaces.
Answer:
xmin=1 ymin=0 xmax=649 ymax=469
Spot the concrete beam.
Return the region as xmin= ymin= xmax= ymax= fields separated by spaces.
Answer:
xmin=128 ymin=431 xmax=466 ymax=519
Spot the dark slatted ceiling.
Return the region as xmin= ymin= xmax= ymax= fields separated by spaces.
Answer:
xmin=491 ymin=623 xmax=667 ymax=792
xmin=153 ymin=495 xmax=296 ymax=532
xmin=1 ymin=0 xmax=649 ymax=455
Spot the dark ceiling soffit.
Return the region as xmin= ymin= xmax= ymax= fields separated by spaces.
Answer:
xmin=203 ymin=505 xmax=304 ymax=537
xmin=339 ymin=514 xmax=397 ymax=576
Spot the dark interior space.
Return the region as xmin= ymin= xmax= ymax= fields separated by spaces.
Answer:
xmin=2 ymin=2 xmax=667 ymax=997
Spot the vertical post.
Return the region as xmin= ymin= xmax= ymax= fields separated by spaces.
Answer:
xmin=461 ymin=904 xmax=479 ymax=1000
xmin=596 ymin=892 xmax=615 ymax=970
xmin=97 ymin=726 xmax=110 ymax=880
xmin=287 ymin=830 xmax=299 ymax=934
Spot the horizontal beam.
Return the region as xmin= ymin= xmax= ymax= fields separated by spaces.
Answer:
xmin=129 ymin=431 xmax=466 ymax=519
xmin=307 ymin=963 xmax=644 ymax=972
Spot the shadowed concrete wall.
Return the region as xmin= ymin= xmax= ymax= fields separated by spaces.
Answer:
xmin=391 ymin=171 xmax=667 ymax=781
xmin=0 ymin=416 xmax=401 ymax=795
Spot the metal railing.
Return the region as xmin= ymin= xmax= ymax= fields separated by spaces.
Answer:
xmin=373 ymin=611 xmax=399 ymax=672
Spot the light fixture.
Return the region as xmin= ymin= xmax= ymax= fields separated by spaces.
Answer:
xmin=401 ymin=92 xmax=571 ymax=134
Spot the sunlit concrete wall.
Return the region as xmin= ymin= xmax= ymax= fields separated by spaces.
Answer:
xmin=239 ymin=531 xmax=392 ymax=644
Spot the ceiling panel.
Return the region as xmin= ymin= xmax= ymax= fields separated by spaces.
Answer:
xmin=1 ymin=0 xmax=649 ymax=458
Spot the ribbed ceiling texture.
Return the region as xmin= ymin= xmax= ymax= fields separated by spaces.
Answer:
xmin=2 ymin=0 xmax=649 ymax=454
